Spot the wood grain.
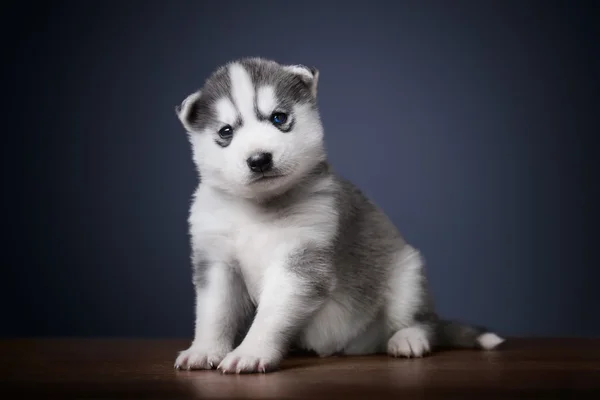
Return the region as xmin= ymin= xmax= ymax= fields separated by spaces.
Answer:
xmin=1 ymin=338 xmax=599 ymax=399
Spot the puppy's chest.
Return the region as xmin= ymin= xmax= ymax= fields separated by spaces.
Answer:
xmin=227 ymin=205 xmax=335 ymax=302
xmin=196 ymin=195 xmax=338 ymax=302
xmin=230 ymin=211 xmax=309 ymax=302
xmin=231 ymin=216 xmax=288 ymax=299
xmin=205 ymin=209 xmax=303 ymax=298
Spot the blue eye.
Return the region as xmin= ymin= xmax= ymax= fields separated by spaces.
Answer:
xmin=271 ymin=112 xmax=288 ymax=125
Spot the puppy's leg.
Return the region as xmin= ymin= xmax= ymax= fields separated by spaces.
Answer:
xmin=387 ymin=324 xmax=434 ymax=358
xmin=175 ymin=260 xmax=252 ymax=370
xmin=218 ymin=248 xmax=332 ymax=374
xmin=385 ymin=245 xmax=505 ymax=356
xmin=385 ymin=245 xmax=436 ymax=358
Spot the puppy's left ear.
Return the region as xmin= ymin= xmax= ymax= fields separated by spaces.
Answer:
xmin=175 ymin=90 xmax=202 ymax=132
xmin=284 ymin=64 xmax=320 ymax=98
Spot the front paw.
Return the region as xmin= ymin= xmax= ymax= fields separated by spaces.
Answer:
xmin=174 ymin=345 xmax=230 ymax=370
xmin=217 ymin=346 xmax=282 ymax=374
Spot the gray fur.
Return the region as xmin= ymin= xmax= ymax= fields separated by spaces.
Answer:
xmin=179 ymin=67 xmax=231 ymax=133
xmin=174 ymin=57 xmax=504 ymax=373
xmin=180 ymin=57 xmax=317 ymax=137
xmin=287 ymin=244 xmax=336 ymax=299
xmin=239 ymin=57 xmax=318 ymax=109
xmin=435 ymin=320 xmax=491 ymax=349
xmin=190 ymin=248 xmax=210 ymax=288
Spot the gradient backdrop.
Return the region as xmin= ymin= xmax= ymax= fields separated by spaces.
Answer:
xmin=2 ymin=1 xmax=597 ymax=338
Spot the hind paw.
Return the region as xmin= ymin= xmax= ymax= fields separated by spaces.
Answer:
xmin=387 ymin=326 xmax=431 ymax=358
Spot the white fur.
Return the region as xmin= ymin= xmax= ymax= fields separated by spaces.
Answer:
xmin=174 ymin=265 xmax=243 ymax=370
xmin=283 ymin=65 xmax=319 ymax=97
xmin=188 ymin=62 xmax=326 ymax=202
xmin=385 ymin=245 xmax=427 ymax=330
xmin=299 ymin=245 xmax=429 ymax=358
xmin=215 ymin=97 xmax=238 ymax=125
xmin=183 ymin=166 xmax=339 ymax=372
xmin=218 ymin=266 xmax=321 ymax=373
xmin=177 ymin=91 xmax=201 ymax=132
xmin=387 ymin=326 xmax=431 ymax=358
xmin=229 ymin=63 xmax=255 ymax=118
xmin=175 ymin=59 xmax=502 ymax=374
xmin=283 ymin=65 xmax=313 ymax=81
xmin=178 ymin=60 xmax=385 ymax=372
xmin=188 ymin=173 xmax=339 ymax=303
xmin=256 ymin=86 xmax=277 ymax=116
xmin=477 ymin=332 xmax=505 ymax=350
xmin=300 ymin=293 xmax=384 ymax=357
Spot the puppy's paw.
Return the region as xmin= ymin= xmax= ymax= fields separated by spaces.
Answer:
xmin=217 ymin=346 xmax=282 ymax=374
xmin=387 ymin=326 xmax=431 ymax=358
xmin=174 ymin=345 xmax=230 ymax=371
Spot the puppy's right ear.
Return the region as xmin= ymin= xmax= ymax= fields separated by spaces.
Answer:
xmin=175 ymin=90 xmax=202 ymax=132
xmin=284 ymin=65 xmax=320 ymax=98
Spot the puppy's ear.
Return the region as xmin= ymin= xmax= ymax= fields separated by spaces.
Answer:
xmin=175 ymin=90 xmax=202 ymax=132
xmin=284 ymin=64 xmax=320 ymax=98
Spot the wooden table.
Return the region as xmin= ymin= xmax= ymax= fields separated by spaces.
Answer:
xmin=2 ymin=338 xmax=599 ymax=399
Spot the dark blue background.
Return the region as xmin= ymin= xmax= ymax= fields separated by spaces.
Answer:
xmin=2 ymin=1 xmax=597 ymax=338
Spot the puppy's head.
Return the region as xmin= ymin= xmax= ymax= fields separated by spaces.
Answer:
xmin=176 ymin=57 xmax=326 ymax=200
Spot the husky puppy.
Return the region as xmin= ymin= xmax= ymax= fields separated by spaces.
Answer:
xmin=173 ymin=57 xmax=504 ymax=374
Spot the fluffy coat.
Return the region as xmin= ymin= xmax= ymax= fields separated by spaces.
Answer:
xmin=173 ymin=57 xmax=504 ymax=374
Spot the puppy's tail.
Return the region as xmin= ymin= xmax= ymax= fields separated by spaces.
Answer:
xmin=434 ymin=319 xmax=505 ymax=350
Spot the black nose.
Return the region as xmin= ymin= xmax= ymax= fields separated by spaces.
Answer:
xmin=247 ymin=152 xmax=273 ymax=173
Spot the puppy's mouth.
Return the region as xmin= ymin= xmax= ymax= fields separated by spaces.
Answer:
xmin=249 ymin=172 xmax=285 ymax=184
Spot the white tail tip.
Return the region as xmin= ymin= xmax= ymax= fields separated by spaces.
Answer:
xmin=477 ymin=332 xmax=505 ymax=350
